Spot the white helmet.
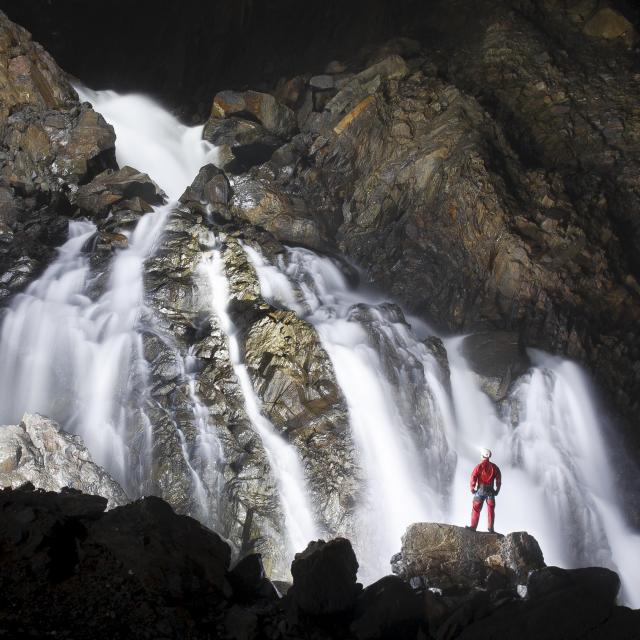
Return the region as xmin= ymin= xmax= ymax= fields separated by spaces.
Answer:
xmin=481 ymin=448 xmax=492 ymax=459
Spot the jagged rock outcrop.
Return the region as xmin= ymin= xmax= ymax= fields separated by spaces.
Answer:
xmin=0 ymin=413 xmax=127 ymax=508
xmin=2 ymin=488 xmax=637 ymax=640
xmin=391 ymin=523 xmax=545 ymax=592
xmin=0 ymin=10 xmax=117 ymax=300
xmin=136 ymin=167 xmax=362 ymax=577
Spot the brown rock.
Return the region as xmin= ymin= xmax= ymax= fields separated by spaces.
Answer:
xmin=211 ymin=89 xmax=297 ymax=138
xmin=229 ymin=174 xmax=331 ymax=251
xmin=391 ymin=523 xmax=544 ymax=591
xmin=583 ymin=8 xmax=637 ymax=47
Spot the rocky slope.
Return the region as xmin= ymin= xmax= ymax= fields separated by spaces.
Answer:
xmin=1 ymin=484 xmax=637 ymax=640
xmin=141 ymin=166 xmax=362 ymax=577
xmin=183 ymin=1 xmax=640 ymax=506
xmin=0 ymin=10 xmax=160 ymax=299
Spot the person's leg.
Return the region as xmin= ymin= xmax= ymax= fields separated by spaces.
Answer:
xmin=487 ymin=498 xmax=495 ymax=531
xmin=470 ymin=497 xmax=483 ymax=529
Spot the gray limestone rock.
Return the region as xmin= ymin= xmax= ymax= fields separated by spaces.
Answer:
xmin=0 ymin=413 xmax=128 ymax=509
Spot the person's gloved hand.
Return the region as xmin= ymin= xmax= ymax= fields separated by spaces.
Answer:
xmin=471 ymin=488 xmax=477 ymax=494
xmin=494 ymin=489 xmax=500 ymax=496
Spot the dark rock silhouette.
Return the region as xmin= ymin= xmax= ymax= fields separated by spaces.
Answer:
xmin=1 ymin=485 xmax=637 ymax=639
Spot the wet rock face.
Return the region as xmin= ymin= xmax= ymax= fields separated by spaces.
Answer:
xmin=391 ymin=522 xmax=545 ymax=592
xmin=228 ymin=173 xmax=333 ymax=252
xmin=0 ymin=413 xmax=128 ymax=509
xmin=0 ymin=11 xmax=116 ymax=300
xmin=243 ymin=307 xmax=360 ymax=536
xmin=137 ymin=170 xmax=361 ymax=577
xmin=462 ymin=332 xmax=532 ymax=401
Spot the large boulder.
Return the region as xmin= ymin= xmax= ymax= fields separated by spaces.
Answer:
xmin=0 ymin=413 xmax=128 ymax=509
xmin=0 ymin=483 xmax=232 ymax=638
xmin=288 ymin=537 xmax=361 ymax=614
xmin=75 ymin=165 xmax=166 ymax=218
xmin=391 ymin=523 xmax=544 ymax=592
xmin=457 ymin=566 xmax=623 ymax=640
xmin=211 ymin=89 xmax=297 ymax=138
xmin=461 ymin=331 xmax=531 ymax=401
xmin=350 ymin=575 xmax=424 ymax=640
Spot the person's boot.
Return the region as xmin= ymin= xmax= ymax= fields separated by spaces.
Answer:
xmin=487 ymin=527 xmax=495 ymax=533
xmin=465 ymin=525 xmax=476 ymax=531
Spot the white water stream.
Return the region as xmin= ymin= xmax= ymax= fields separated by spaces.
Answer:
xmin=244 ymin=244 xmax=640 ymax=605
xmin=199 ymin=240 xmax=320 ymax=559
xmin=243 ymin=244 xmax=457 ymax=580
xmin=0 ymin=89 xmax=217 ymax=493
xmin=0 ymin=88 xmax=638 ymax=606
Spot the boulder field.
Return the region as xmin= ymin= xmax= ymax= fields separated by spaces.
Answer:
xmin=0 ymin=484 xmax=637 ymax=639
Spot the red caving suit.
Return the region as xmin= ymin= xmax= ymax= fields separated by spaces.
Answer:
xmin=470 ymin=459 xmax=502 ymax=530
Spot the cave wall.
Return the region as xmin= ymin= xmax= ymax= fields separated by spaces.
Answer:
xmin=2 ymin=0 xmax=640 ymax=491
xmin=0 ymin=0 xmax=437 ymax=121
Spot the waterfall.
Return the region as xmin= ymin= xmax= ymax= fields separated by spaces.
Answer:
xmin=1 ymin=83 xmax=637 ymax=607
xmin=447 ymin=339 xmax=640 ymax=608
xmin=198 ymin=238 xmax=320 ymax=561
xmin=243 ymin=244 xmax=457 ymax=581
xmin=0 ymin=88 xmax=218 ymax=496
xmin=243 ymin=244 xmax=640 ymax=605
xmin=75 ymin=87 xmax=217 ymax=201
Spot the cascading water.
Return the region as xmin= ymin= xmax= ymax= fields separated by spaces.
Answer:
xmin=198 ymin=237 xmax=320 ymax=561
xmin=1 ymin=82 xmax=637 ymax=607
xmin=243 ymin=244 xmax=457 ymax=581
xmin=243 ymin=244 xmax=640 ymax=605
xmin=447 ymin=339 xmax=640 ymax=608
xmin=76 ymin=87 xmax=215 ymax=202
xmin=0 ymin=88 xmax=218 ymax=496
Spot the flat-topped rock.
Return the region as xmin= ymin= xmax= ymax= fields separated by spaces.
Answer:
xmin=391 ymin=522 xmax=544 ymax=592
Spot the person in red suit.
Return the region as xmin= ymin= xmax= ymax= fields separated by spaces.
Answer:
xmin=466 ymin=448 xmax=501 ymax=533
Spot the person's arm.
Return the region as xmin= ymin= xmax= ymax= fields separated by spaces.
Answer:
xmin=470 ymin=464 xmax=479 ymax=493
xmin=494 ymin=464 xmax=502 ymax=494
